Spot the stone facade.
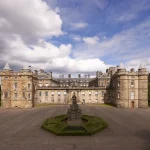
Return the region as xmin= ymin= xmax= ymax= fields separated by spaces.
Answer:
xmin=0 ymin=62 xmax=149 ymax=108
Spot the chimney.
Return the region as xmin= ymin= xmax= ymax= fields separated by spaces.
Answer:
xmin=130 ymin=68 xmax=134 ymax=72
xmin=68 ymin=74 xmax=71 ymax=78
xmin=78 ymin=74 xmax=81 ymax=78
xmin=34 ymin=70 xmax=38 ymax=75
xmin=40 ymin=69 xmax=44 ymax=73
xmin=49 ymin=71 xmax=52 ymax=78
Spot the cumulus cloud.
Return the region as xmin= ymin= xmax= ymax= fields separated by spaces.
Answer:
xmin=83 ymin=36 xmax=99 ymax=45
xmin=73 ymin=20 xmax=150 ymax=64
xmin=0 ymin=0 xmax=63 ymax=43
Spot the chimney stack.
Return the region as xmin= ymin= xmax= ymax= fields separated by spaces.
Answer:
xmin=78 ymin=74 xmax=81 ymax=78
xmin=68 ymin=74 xmax=71 ymax=78
xmin=34 ymin=70 xmax=38 ymax=75
xmin=49 ymin=71 xmax=52 ymax=78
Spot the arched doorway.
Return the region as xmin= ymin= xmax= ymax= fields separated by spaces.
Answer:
xmin=131 ymin=101 xmax=134 ymax=108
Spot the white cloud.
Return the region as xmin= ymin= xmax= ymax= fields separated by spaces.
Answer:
xmin=70 ymin=22 xmax=88 ymax=29
xmin=116 ymin=13 xmax=136 ymax=22
xmin=0 ymin=0 xmax=63 ymax=43
xmin=72 ymin=35 xmax=81 ymax=41
xmin=83 ymin=36 xmax=99 ymax=45
xmin=73 ymin=20 xmax=150 ymax=64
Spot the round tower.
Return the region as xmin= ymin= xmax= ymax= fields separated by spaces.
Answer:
xmin=138 ymin=61 xmax=149 ymax=108
xmin=115 ymin=62 xmax=129 ymax=108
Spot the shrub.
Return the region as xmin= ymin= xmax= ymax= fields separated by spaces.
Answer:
xmin=41 ymin=115 xmax=108 ymax=136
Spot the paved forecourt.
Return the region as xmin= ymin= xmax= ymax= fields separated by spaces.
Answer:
xmin=0 ymin=105 xmax=150 ymax=150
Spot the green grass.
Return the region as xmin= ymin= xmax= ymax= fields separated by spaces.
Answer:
xmin=86 ymin=103 xmax=113 ymax=107
xmin=35 ymin=103 xmax=68 ymax=107
xmin=41 ymin=115 xmax=108 ymax=136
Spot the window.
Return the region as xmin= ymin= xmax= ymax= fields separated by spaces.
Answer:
xmin=5 ymin=77 xmax=8 ymax=79
xmin=64 ymin=91 xmax=67 ymax=95
xmin=51 ymin=97 xmax=54 ymax=102
xmin=51 ymin=92 xmax=54 ymax=96
xmin=89 ymin=92 xmax=91 ymax=96
xmin=23 ymin=92 xmax=25 ymax=98
xmin=4 ymin=92 xmax=8 ymax=98
xmin=28 ymin=83 xmax=31 ymax=89
xmin=131 ymin=92 xmax=134 ymax=99
xmin=82 ymin=92 xmax=85 ymax=96
xmin=118 ymin=81 xmax=120 ymax=87
xmin=58 ymin=92 xmax=60 ymax=96
xmin=45 ymin=83 xmax=48 ymax=87
xmin=14 ymin=83 xmax=17 ymax=89
xmin=39 ymin=91 xmax=41 ymax=96
xmin=102 ymin=91 xmax=104 ymax=96
xmin=39 ymin=83 xmax=42 ymax=87
xmin=14 ymin=93 xmax=17 ymax=99
xmin=45 ymin=91 xmax=48 ymax=96
xmin=28 ymin=93 xmax=30 ymax=99
xmin=118 ymin=92 xmax=120 ymax=98
xmin=131 ymin=80 xmax=134 ymax=87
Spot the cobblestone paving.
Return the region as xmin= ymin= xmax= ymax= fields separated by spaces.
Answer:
xmin=0 ymin=105 xmax=150 ymax=150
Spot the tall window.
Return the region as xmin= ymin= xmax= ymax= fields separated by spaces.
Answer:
xmin=14 ymin=93 xmax=17 ymax=99
xmin=82 ymin=92 xmax=85 ymax=96
xmin=28 ymin=83 xmax=31 ymax=89
xmin=58 ymin=92 xmax=60 ymax=96
xmin=89 ymin=92 xmax=91 ymax=96
xmin=28 ymin=93 xmax=30 ymax=99
xmin=51 ymin=92 xmax=54 ymax=96
xmin=102 ymin=91 xmax=104 ymax=96
xmin=4 ymin=92 xmax=8 ymax=98
xmin=14 ymin=83 xmax=17 ymax=89
xmin=118 ymin=81 xmax=120 ymax=87
xmin=131 ymin=92 xmax=134 ymax=99
xmin=118 ymin=92 xmax=120 ymax=98
xmin=45 ymin=91 xmax=48 ymax=96
xmin=23 ymin=92 xmax=25 ymax=98
xmin=131 ymin=80 xmax=134 ymax=87
xmin=39 ymin=91 xmax=41 ymax=96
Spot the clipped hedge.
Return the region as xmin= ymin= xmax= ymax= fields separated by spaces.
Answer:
xmin=41 ymin=115 xmax=108 ymax=136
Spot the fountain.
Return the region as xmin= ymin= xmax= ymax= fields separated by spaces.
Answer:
xmin=41 ymin=92 xmax=108 ymax=135
xmin=67 ymin=92 xmax=82 ymax=125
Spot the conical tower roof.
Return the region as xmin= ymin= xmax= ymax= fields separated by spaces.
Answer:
xmin=119 ymin=61 xmax=124 ymax=69
xmin=139 ymin=60 xmax=145 ymax=69
xmin=22 ymin=62 xmax=31 ymax=71
xmin=3 ymin=62 xmax=11 ymax=70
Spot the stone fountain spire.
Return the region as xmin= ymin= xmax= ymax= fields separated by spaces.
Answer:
xmin=67 ymin=92 xmax=82 ymax=125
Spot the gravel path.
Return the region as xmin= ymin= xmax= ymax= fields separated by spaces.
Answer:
xmin=0 ymin=105 xmax=150 ymax=150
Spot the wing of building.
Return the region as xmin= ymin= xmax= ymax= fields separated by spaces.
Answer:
xmin=0 ymin=61 xmax=149 ymax=108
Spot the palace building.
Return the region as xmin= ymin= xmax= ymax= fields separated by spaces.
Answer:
xmin=0 ymin=61 xmax=149 ymax=108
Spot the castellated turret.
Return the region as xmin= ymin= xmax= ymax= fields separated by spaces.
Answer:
xmin=0 ymin=61 xmax=149 ymax=109
xmin=138 ymin=61 xmax=149 ymax=108
xmin=0 ymin=63 xmax=38 ymax=108
xmin=114 ymin=62 xmax=129 ymax=108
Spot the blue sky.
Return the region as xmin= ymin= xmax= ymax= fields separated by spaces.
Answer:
xmin=0 ymin=0 xmax=150 ymax=75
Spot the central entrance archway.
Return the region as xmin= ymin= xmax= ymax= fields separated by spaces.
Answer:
xmin=131 ymin=101 xmax=134 ymax=108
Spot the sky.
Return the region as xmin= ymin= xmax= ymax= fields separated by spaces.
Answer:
xmin=0 ymin=0 xmax=150 ymax=77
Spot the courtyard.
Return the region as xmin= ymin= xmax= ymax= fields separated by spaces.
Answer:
xmin=0 ymin=105 xmax=150 ymax=150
